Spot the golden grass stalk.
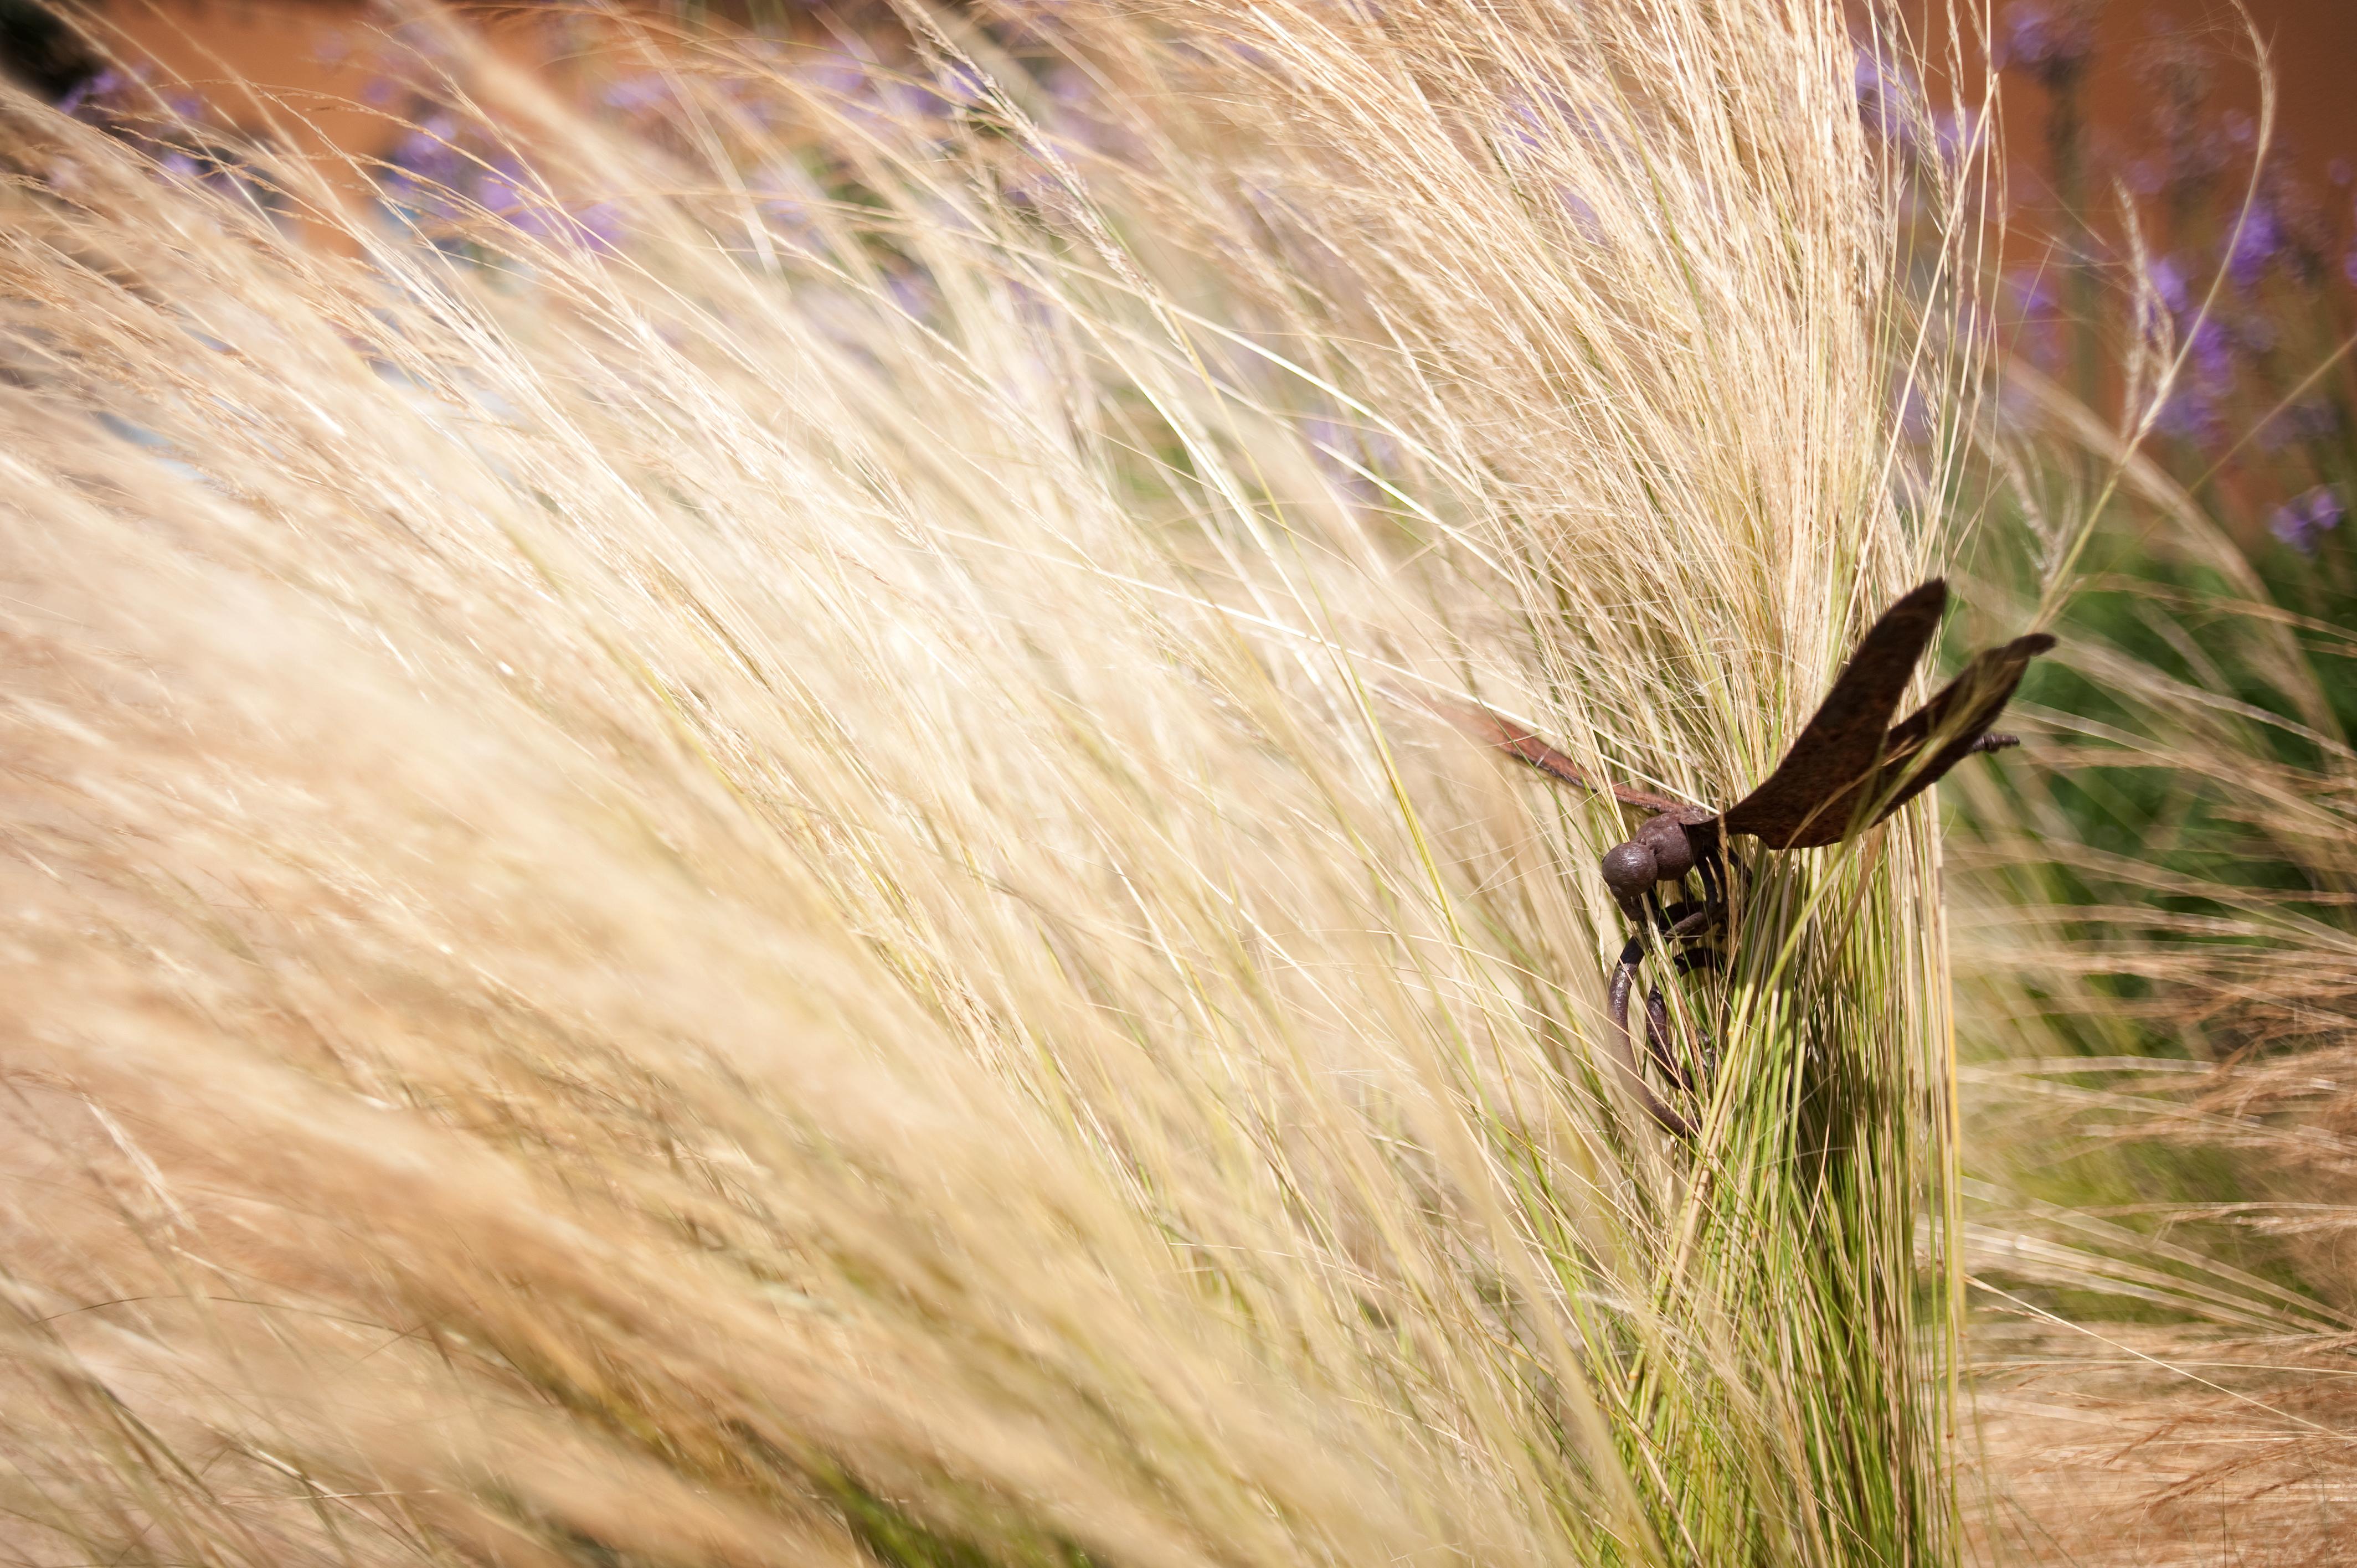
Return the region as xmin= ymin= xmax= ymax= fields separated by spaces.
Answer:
xmin=1949 ymin=367 xmax=2357 ymax=1559
xmin=0 ymin=2 xmax=1990 ymax=1562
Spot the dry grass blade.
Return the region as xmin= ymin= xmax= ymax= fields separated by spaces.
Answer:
xmin=1953 ymin=358 xmax=2357 ymax=1559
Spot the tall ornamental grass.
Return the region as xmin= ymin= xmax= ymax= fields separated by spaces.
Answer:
xmin=1893 ymin=11 xmax=2357 ymax=1552
xmin=0 ymin=2 xmax=1994 ymax=1563
xmin=1950 ymin=349 xmax=2357 ymax=1568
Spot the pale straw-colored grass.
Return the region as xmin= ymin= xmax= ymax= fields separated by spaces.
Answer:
xmin=1 ymin=2 xmax=1991 ymax=1562
xmin=1949 ymin=372 xmax=2357 ymax=1559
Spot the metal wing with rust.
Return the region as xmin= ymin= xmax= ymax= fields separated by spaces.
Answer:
xmin=1716 ymin=580 xmax=2052 ymax=849
xmin=1428 ymin=577 xmax=2050 ymax=849
xmin=1430 ymin=698 xmax=1701 ymax=818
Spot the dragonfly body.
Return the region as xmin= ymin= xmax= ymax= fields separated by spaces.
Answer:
xmin=1439 ymin=580 xmax=2053 ymax=1136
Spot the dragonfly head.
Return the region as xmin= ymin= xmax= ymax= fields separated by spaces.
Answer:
xmin=1600 ymin=841 xmax=1658 ymax=919
xmin=1634 ymin=812 xmax=1695 ymax=881
xmin=1603 ymin=814 xmax=1699 ymax=921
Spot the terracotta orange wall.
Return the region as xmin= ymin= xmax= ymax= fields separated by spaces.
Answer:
xmin=2060 ymin=0 xmax=2357 ymax=177
xmin=111 ymin=3 xmax=2357 ymax=164
xmin=95 ymin=2 xmax=549 ymax=162
xmin=1901 ymin=1 xmax=2357 ymax=209
xmin=91 ymin=0 xmax=2357 ymax=230
xmin=85 ymin=2 xmax=698 ymax=245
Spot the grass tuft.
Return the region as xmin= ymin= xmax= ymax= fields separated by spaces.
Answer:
xmin=0 ymin=3 xmax=2013 ymax=1563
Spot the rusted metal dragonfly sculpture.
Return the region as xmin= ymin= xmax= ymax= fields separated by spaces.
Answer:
xmin=1438 ymin=580 xmax=2052 ymax=1137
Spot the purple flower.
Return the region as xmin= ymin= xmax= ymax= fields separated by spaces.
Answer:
xmin=2256 ymin=400 xmax=2338 ymax=452
xmin=935 ymin=61 xmax=990 ymax=110
xmin=1498 ymin=89 xmax=1563 ymax=152
xmin=1895 ymin=380 xmax=1934 ymax=444
xmin=2227 ymin=199 xmax=2287 ymax=290
xmin=534 ymin=199 xmax=624 ymax=256
xmin=2152 ymin=318 xmax=2237 ymax=447
xmin=2153 ymin=389 xmax=2219 ymax=446
xmin=391 ymin=114 xmax=461 ymax=177
xmin=2190 ymin=316 xmax=2235 ymax=384
xmin=61 ymin=66 xmax=146 ymax=125
xmin=882 ymin=266 xmax=935 ymax=319
xmin=580 ymin=201 xmax=625 ymax=247
xmin=793 ymin=47 xmax=873 ymax=104
xmin=1561 ymin=187 xmax=1599 ymax=235
xmin=1995 ymin=1 xmax=2097 ymax=88
xmin=1224 ymin=39 xmax=1279 ymax=72
xmin=2137 ymin=255 xmax=2246 ymax=449
xmin=2269 ymin=486 xmax=2344 ymax=554
xmin=1854 ymin=44 xmax=1922 ymax=149
xmin=1934 ymin=107 xmax=1983 ymax=165
xmin=2007 ymin=266 xmax=2066 ymax=373
xmin=57 ymin=67 xmax=117 ymax=118
xmin=601 ymin=74 xmax=671 ymax=114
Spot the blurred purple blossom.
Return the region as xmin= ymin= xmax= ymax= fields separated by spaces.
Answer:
xmin=2268 ymin=486 xmax=2344 ymax=554
xmin=2136 ymin=255 xmax=2246 ymax=450
xmin=1222 ymin=38 xmax=1280 ymax=73
xmin=475 ymin=157 xmax=531 ymax=220
xmin=1934 ymin=106 xmax=1984 ymax=165
xmin=1499 ymin=86 xmax=1575 ymax=153
xmin=1301 ymin=414 xmax=1403 ymax=507
xmin=2256 ymin=399 xmax=2338 ymax=452
xmin=1995 ymin=1 xmax=2097 ymax=88
xmin=1895 ymin=380 xmax=1934 ymax=445
xmin=554 ymin=200 xmax=624 ymax=255
xmin=1561 ymin=187 xmax=1600 ymax=236
xmin=934 ymin=60 xmax=991 ymax=110
xmin=378 ymin=111 xmax=624 ymax=255
xmin=881 ymin=265 xmax=936 ymax=319
xmin=57 ymin=66 xmax=128 ymax=119
xmin=2134 ymin=24 xmax=2225 ymax=200
xmin=1043 ymin=64 xmax=1092 ymax=109
xmin=2006 ymin=266 xmax=2066 ymax=374
xmin=1852 ymin=44 xmax=1921 ymax=149
xmin=750 ymin=160 xmax=822 ymax=239
xmin=2215 ymin=159 xmax=2335 ymax=292
xmin=792 ymin=48 xmax=875 ymax=105
xmin=601 ymin=74 xmax=672 ymax=114
xmin=2154 ymin=314 xmax=2237 ymax=446
xmin=392 ymin=114 xmax=461 ymax=177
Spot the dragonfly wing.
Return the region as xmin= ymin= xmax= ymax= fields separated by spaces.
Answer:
xmin=1861 ymin=631 xmax=2056 ymax=822
xmin=1718 ymin=580 xmax=1949 ymax=848
xmin=1431 ymin=697 xmax=1695 ymax=815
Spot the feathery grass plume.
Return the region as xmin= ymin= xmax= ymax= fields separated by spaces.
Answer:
xmin=1948 ymin=367 xmax=2357 ymax=1555
xmin=1924 ymin=13 xmax=2357 ymax=1540
xmin=0 ymin=1 xmax=1993 ymax=1562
